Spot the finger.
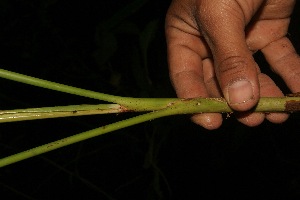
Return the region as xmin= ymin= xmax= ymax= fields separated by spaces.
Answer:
xmin=203 ymin=58 xmax=222 ymax=97
xmin=191 ymin=113 xmax=223 ymax=130
xmin=246 ymin=19 xmax=290 ymax=52
xmin=192 ymin=58 xmax=223 ymax=130
xmin=167 ymin=40 xmax=207 ymax=98
xmin=236 ymin=73 xmax=289 ymax=126
xmin=165 ymin=19 xmax=209 ymax=97
xmin=257 ymin=74 xmax=289 ymax=123
xmin=261 ymin=37 xmax=300 ymax=93
xmin=168 ymin=52 xmax=222 ymax=130
xmin=166 ymin=21 xmax=223 ymax=129
xmin=235 ymin=111 xmax=265 ymax=127
xmin=197 ymin=0 xmax=263 ymax=111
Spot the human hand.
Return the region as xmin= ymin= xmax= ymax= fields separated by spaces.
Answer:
xmin=165 ymin=0 xmax=300 ymax=129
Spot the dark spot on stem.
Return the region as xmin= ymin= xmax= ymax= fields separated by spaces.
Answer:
xmin=285 ymin=100 xmax=300 ymax=112
xmin=120 ymin=106 xmax=130 ymax=112
xmin=287 ymin=92 xmax=300 ymax=97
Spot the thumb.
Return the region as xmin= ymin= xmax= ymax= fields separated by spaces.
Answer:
xmin=197 ymin=0 xmax=261 ymax=111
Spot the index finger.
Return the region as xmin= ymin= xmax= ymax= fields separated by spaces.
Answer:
xmin=165 ymin=12 xmax=223 ymax=129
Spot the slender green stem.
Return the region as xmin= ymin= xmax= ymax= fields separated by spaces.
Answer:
xmin=0 ymin=104 xmax=122 ymax=123
xmin=0 ymin=107 xmax=175 ymax=168
xmin=0 ymin=68 xmax=174 ymax=110
xmin=0 ymin=68 xmax=119 ymax=102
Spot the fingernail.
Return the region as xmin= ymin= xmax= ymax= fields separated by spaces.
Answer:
xmin=227 ymin=80 xmax=254 ymax=104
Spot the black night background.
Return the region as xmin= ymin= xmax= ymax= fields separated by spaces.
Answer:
xmin=0 ymin=0 xmax=300 ymax=199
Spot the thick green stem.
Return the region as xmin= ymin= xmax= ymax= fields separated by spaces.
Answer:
xmin=1 ymin=68 xmax=300 ymax=113
xmin=0 ymin=68 xmax=299 ymax=167
xmin=0 ymin=68 xmax=173 ymax=110
xmin=1 ymin=96 xmax=300 ymax=167
xmin=1 ymin=97 xmax=300 ymax=123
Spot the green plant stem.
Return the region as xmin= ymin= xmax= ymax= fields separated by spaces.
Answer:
xmin=1 ymin=68 xmax=300 ymax=167
xmin=1 ymin=68 xmax=300 ymax=113
xmin=0 ymin=104 xmax=122 ymax=123
xmin=0 ymin=106 xmax=175 ymax=167
xmin=0 ymin=68 xmax=173 ymax=111
xmin=1 ymin=97 xmax=300 ymax=123
xmin=0 ymin=68 xmax=118 ymax=101
xmin=1 ymin=96 xmax=300 ymax=167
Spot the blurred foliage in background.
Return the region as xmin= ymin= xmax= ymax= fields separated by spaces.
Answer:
xmin=0 ymin=0 xmax=300 ymax=199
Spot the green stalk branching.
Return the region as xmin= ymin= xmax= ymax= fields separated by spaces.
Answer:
xmin=0 ymin=68 xmax=299 ymax=167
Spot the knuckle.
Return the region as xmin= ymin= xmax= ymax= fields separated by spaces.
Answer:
xmin=217 ymin=55 xmax=248 ymax=76
xmin=288 ymin=69 xmax=300 ymax=91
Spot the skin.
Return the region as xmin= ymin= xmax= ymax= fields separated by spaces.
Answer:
xmin=165 ymin=0 xmax=300 ymax=130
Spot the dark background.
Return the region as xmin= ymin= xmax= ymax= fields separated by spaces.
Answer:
xmin=0 ymin=0 xmax=300 ymax=199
